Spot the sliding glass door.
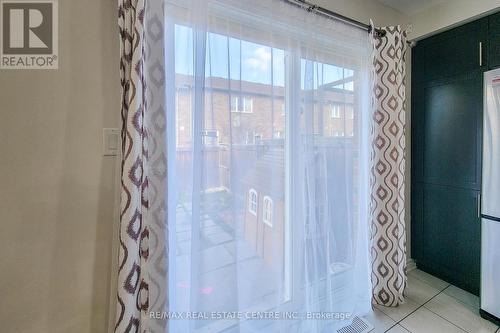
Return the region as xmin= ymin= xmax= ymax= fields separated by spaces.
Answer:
xmin=163 ymin=1 xmax=371 ymax=331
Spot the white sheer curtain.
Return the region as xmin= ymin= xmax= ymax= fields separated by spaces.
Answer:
xmin=153 ymin=0 xmax=372 ymax=331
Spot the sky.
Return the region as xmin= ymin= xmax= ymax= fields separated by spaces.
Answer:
xmin=174 ymin=24 xmax=354 ymax=91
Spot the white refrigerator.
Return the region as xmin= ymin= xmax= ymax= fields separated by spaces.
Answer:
xmin=481 ymin=68 xmax=500 ymax=324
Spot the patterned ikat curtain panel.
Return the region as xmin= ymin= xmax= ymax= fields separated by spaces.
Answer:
xmin=370 ymin=25 xmax=408 ymax=307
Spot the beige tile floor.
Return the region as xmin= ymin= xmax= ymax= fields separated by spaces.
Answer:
xmin=363 ymin=269 xmax=500 ymax=333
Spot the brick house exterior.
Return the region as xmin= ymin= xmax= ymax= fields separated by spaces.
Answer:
xmin=174 ymin=74 xmax=355 ymax=267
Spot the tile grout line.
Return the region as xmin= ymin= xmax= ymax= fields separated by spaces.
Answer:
xmin=381 ymin=273 xmax=447 ymax=333
xmin=422 ymin=286 xmax=494 ymax=333
xmin=423 ymin=305 xmax=469 ymax=333
xmin=415 ymin=272 xmax=499 ymax=333
xmin=383 ymin=272 xmax=489 ymax=333
xmin=404 ymin=284 xmax=474 ymax=333
xmin=383 ymin=322 xmax=410 ymax=333
xmin=383 ymin=284 xmax=450 ymax=333
xmin=402 ymin=287 xmax=447 ymax=322
xmin=382 ymin=287 xmax=444 ymax=332
xmin=437 ymin=286 xmax=480 ymax=309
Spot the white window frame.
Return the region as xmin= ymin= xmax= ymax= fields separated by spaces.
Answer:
xmin=167 ymin=18 xmax=364 ymax=330
xmin=231 ymin=96 xmax=253 ymax=113
xmin=243 ymin=96 xmax=253 ymax=113
xmin=330 ymin=103 xmax=341 ymax=118
xmin=332 ymin=130 xmax=345 ymax=137
xmin=231 ymin=95 xmax=239 ymax=113
xmin=263 ymin=196 xmax=273 ymax=227
xmin=347 ymin=107 xmax=354 ymax=119
xmin=248 ymin=189 xmax=258 ymax=216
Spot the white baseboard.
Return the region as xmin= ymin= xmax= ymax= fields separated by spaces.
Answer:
xmin=406 ymin=258 xmax=417 ymax=272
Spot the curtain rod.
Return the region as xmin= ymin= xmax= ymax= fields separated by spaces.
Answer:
xmin=285 ymin=0 xmax=387 ymax=37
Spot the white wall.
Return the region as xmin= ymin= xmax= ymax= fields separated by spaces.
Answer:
xmin=408 ymin=0 xmax=500 ymax=40
xmin=318 ymin=0 xmax=408 ymax=26
xmin=0 ymin=1 xmax=120 ymax=332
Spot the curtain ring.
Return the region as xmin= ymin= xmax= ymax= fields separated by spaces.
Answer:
xmin=307 ymin=4 xmax=317 ymax=12
xmin=377 ymin=29 xmax=387 ymax=38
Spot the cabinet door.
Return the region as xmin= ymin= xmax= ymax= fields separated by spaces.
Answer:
xmin=412 ymin=73 xmax=482 ymax=294
xmin=411 ymin=20 xmax=484 ymax=295
xmin=489 ymin=12 xmax=500 ymax=69
xmin=421 ymin=185 xmax=481 ymax=295
xmin=421 ymin=73 xmax=483 ymax=190
xmin=419 ymin=18 xmax=487 ymax=81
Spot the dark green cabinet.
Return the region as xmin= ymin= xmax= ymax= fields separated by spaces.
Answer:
xmin=421 ymin=19 xmax=488 ymax=81
xmin=411 ymin=18 xmax=487 ymax=295
xmin=412 ymin=182 xmax=481 ymax=292
xmin=421 ymin=73 xmax=483 ymax=189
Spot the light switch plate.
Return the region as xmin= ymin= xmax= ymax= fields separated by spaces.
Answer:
xmin=103 ymin=128 xmax=120 ymax=156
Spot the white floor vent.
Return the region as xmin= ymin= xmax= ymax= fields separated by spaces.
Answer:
xmin=336 ymin=316 xmax=374 ymax=333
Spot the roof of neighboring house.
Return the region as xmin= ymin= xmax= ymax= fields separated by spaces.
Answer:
xmin=175 ymin=74 xmax=354 ymax=103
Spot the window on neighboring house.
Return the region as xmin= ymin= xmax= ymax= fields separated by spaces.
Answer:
xmin=231 ymin=96 xmax=238 ymax=112
xmin=332 ymin=130 xmax=345 ymax=137
xmin=232 ymin=114 xmax=241 ymax=128
xmin=347 ymin=107 xmax=354 ymax=119
xmin=244 ymin=131 xmax=262 ymax=143
xmin=231 ymin=96 xmax=253 ymax=113
xmin=245 ymin=131 xmax=252 ymax=144
xmin=331 ymin=103 xmax=342 ymax=118
xmin=202 ymin=129 xmax=219 ymax=145
xmin=249 ymin=189 xmax=258 ymax=215
xmin=263 ymin=196 xmax=273 ymax=227
xmin=243 ymin=97 xmax=253 ymax=112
